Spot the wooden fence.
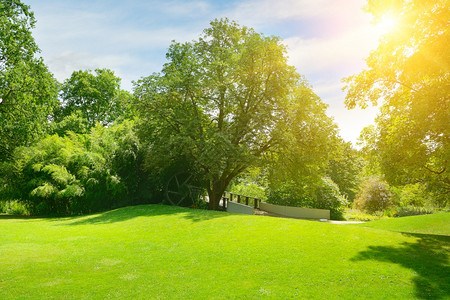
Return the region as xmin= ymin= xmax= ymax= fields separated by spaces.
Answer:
xmin=222 ymin=192 xmax=261 ymax=210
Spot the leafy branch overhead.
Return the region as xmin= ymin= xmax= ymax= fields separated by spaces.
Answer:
xmin=343 ymin=0 xmax=449 ymax=202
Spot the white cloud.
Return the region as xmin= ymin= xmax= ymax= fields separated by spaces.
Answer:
xmin=110 ymin=28 xmax=199 ymax=49
xmin=154 ymin=0 xmax=212 ymax=17
xmin=230 ymin=0 xmax=336 ymax=23
xmin=47 ymin=52 xmax=134 ymax=81
xmin=312 ymin=81 xmax=343 ymax=96
xmin=225 ymin=0 xmax=381 ymax=79
xmin=284 ymin=24 xmax=378 ymax=77
xmin=34 ymin=10 xmax=198 ymax=51
xmin=30 ymin=0 xmax=205 ymax=87
xmin=228 ymin=0 xmax=369 ymax=33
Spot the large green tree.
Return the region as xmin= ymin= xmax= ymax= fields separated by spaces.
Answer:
xmin=0 ymin=0 xmax=58 ymax=161
xmin=134 ymin=19 xmax=312 ymax=210
xmin=343 ymin=0 xmax=449 ymax=204
xmin=55 ymin=69 xmax=133 ymax=128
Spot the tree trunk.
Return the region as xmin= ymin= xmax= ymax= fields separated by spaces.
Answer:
xmin=207 ymin=179 xmax=227 ymax=210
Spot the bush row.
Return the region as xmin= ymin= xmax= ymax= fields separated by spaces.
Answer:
xmin=0 ymin=121 xmax=158 ymax=216
xmin=266 ymin=177 xmax=348 ymax=220
xmin=352 ymin=177 xmax=446 ymax=217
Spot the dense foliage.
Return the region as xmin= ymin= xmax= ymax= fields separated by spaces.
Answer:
xmin=354 ymin=177 xmax=393 ymax=213
xmin=54 ymin=69 xmax=134 ymax=128
xmin=260 ymin=84 xmax=351 ymax=218
xmin=1 ymin=121 xmax=152 ymax=215
xmin=229 ymin=167 xmax=267 ymax=201
xmin=267 ymin=177 xmax=348 ymax=219
xmin=344 ymin=0 xmax=449 ymax=206
xmin=0 ymin=0 xmax=58 ymax=161
xmin=326 ymin=141 xmax=363 ymax=202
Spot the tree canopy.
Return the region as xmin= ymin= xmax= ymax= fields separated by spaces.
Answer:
xmin=0 ymin=0 xmax=58 ymax=161
xmin=55 ymin=68 xmax=133 ymax=128
xmin=343 ymin=0 xmax=449 ymax=204
xmin=134 ymin=19 xmax=338 ymax=210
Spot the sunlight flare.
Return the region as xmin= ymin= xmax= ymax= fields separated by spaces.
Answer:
xmin=374 ymin=14 xmax=399 ymax=37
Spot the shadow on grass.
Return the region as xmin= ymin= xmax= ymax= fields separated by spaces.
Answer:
xmin=0 ymin=215 xmax=43 ymax=219
xmin=62 ymin=204 xmax=229 ymax=225
xmin=352 ymin=232 xmax=450 ymax=299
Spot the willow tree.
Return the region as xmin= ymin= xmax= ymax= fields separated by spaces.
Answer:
xmin=343 ymin=0 xmax=449 ymax=203
xmin=134 ymin=19 xmax=307 ymax=210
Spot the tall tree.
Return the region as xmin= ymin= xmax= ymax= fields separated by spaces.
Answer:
xmin=343 ymin=0 xmax=449 ymax=203
xmin=0 ymin=0 xmax=58 ymax=161
xmin=56 ymin=69 xmax=133 ymax=128
xmin=264 ymin=85 xmax=347 ymax=218
xmin=267 ymin=85 xmax=340 ymax=193
xmin=134 ymin=19 xmax=307 ymax=210
xmin=326 ymin=140 xmax=363 ymax=202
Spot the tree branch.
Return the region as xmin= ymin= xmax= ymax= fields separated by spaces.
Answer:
xmin=423 ymin=162 xmax=447 ymax=175
xmin=378 ymin=78 xmax=419 ymax=93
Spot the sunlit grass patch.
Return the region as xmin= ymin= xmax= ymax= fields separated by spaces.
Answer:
xmin=356 ymin=212 xmax=450 ymax=236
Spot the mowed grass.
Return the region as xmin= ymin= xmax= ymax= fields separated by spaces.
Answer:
xmin=0 ymin=205 xmax=448 ymax=299
xmin=356 ymin=212 xmax=450 ymax=235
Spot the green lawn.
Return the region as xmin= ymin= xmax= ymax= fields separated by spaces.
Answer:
xmin=0 ymin=205 xmax=448 ymax=299
xmin=356 ymin=212 xmax=450 ymax=235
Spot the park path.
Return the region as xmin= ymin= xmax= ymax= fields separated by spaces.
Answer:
xmin=254 ymin=209 xmax=364 ymax=224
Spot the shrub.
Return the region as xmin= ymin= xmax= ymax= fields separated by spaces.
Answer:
xmin=2 ymin=120 xmax=154 ymax=216
xmin=393 ymin=206 xmax=436 ymax=217
xmin=344 ymin=209 xmax=390 ymax=221
xmin=8 ymin=134 xmax=85 ymax=215
xmin=0 ymin=200 xmax=29 ymax=215
xmin=266 ymin=177 xmax=347 ymax=220
xmin=315 ymin=177 xmax=348 ymax=220
xmin=266 ymin=180 xmax=315 ymax=208
xmin=354 ymin=177 xmax=393 ymax=213
xmin=391 ymin=183 xmax=433 ymax=207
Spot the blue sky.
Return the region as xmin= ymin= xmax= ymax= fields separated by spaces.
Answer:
xmin=27 ymin=0 xmax=381 ymax=145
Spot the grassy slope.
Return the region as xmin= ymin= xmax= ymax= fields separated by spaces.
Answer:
xmin=0 ymin=205 xmax=448 ymax=299
xmin=356 ymin=212 xmax=450 ymax=235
